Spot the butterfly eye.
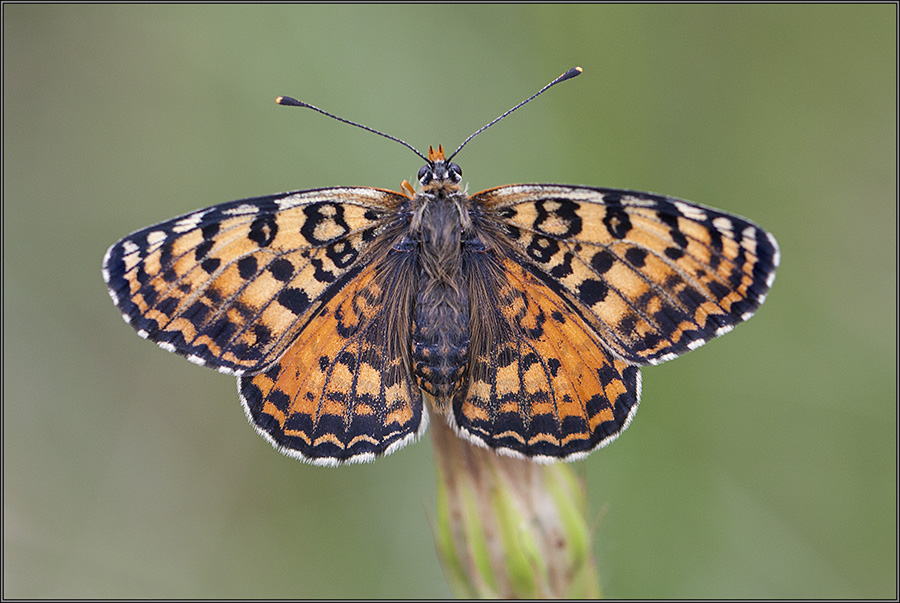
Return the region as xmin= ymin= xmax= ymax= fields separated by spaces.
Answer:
xmin=417 ymin=164 xmax=432 ymax=184
xmin=448 ymin=163 xmax=462 ymax=183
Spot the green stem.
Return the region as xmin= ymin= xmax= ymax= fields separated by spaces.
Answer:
xmin=430 ymin=413 xmax=602 ymax=598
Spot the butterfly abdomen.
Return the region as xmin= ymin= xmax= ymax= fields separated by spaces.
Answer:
xmin=412 ymin=287 xmax=470 ymax=401
xmin=410 ymin=193 xmax=471 ymax=409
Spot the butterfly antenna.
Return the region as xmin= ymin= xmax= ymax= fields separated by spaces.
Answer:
xmin=276 ymin=95 xmax=430 ymax=163
xmin=446 ymin=66 xmax=582 ymax=162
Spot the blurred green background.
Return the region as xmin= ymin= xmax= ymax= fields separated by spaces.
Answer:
xmin=3 ymin=4 xmax=895 ymax=599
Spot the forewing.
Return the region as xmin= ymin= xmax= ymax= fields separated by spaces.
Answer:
xmin=103 ymin=187 xmax=406 ymax=374
xmin=472 ymin=185 xmax=779 ymax=365
xmin=238 ymin=255 xmax=424 ymax=465
xmin=453 ymin=254 xmax=640 ymax=461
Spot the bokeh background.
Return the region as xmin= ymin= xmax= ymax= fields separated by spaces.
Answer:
xmin=3 ymin=4 xmax=895 ymax=599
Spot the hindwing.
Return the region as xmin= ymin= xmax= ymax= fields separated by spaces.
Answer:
xmin=238 ymin=255 xmax=424 ymax=465
xmin=453 ymin=253 xmax=640 ymax=460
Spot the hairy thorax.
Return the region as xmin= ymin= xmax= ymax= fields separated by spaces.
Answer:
xmin=410 ymin=187 xmax=472 ymax=412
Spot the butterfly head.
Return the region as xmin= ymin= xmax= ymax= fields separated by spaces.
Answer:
xmin=417 ymin=145 xmax=462 ymax=192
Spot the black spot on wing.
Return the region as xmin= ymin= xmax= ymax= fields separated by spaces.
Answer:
xmin=277 ymin=287 xmax=310 ymax=315
xmin=248 ymin=214 xmax=278 ymax=247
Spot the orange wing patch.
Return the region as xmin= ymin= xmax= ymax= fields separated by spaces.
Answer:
xmin=238 ymin=260 xmax=425 ymax=465
xmin=453 ymin=256 xmax=640 ymax=461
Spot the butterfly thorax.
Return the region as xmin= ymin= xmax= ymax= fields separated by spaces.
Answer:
xmin=409 ymin=149 xmax=473 ymax=413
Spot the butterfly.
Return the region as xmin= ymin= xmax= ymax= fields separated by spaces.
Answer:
xmin=103 ymin=67 xmax=779 ymax=466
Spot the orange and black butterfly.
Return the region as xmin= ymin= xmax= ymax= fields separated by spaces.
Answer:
xmin=103 ymin=68 xmax=779 ymax=465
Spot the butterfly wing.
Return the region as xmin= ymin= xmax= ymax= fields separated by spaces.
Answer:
xmin=102 ymin=187 xmax=407 ymax=375
xmin=104 ymin=187 xmax=424 ymax=464
xmin=472 ymin=185 xmax=779 ymax=365
xmin=450 ymin=184 xmax=779 ymax=460
xmin=238 ymin=252 xmax=425 ymax=465
xmin=453 ymin=252 xmax=641 ymax=461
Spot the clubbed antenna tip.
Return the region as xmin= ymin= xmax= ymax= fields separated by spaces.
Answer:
xmin=276 ymin=95 xmax=429 ymax=162
xmin=447 ymin=66 xmax=583 ymax=161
